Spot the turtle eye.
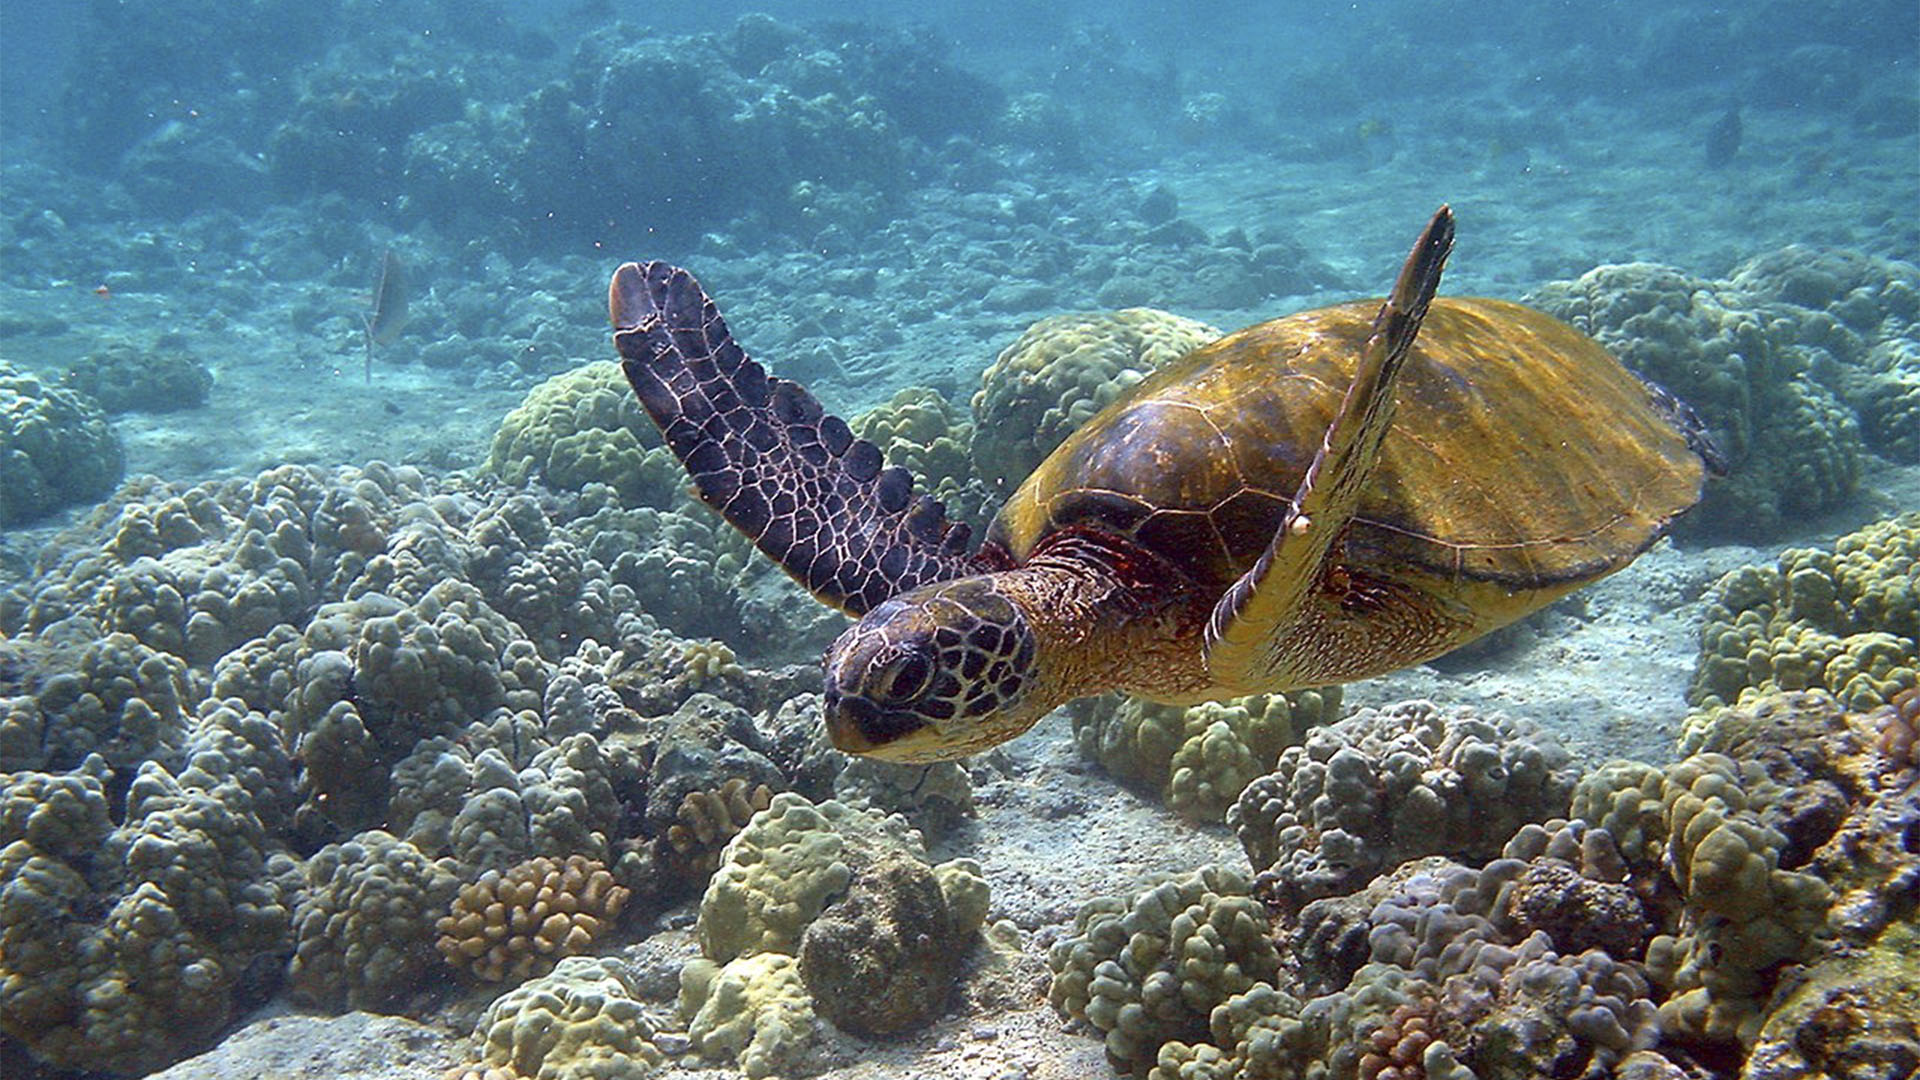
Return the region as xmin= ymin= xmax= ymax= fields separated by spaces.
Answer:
xmin=871 ymin=647 xmax=934 ymax=705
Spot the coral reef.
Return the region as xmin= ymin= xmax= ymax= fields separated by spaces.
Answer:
xmin=0 ymin=707 xmax=297 ymax=1074
xmin=1690 ymin=512 xmax=1919 ymax=713
xmin=486 ymin=361 xmax=683 ymax=508
xmin=462 ymin=955 xmax=665 ymax=1080
xmin=1229 ymin=700 xmax=1579 ymax=912
xmin=1046 ymin=865 xmax=1280 ymax=1074
xmin=286 ymin=829 xmax=459 ymax=1011
xmin=661 ymin=777 xmax=774 ymax=878
xmin=0 ymin=359 xmax=125 ymax=526
xmin=435 ymin=854 xmax=630 ymax=983
xmin=970 ymin=308 xmax=1220 ymax=494
xmin=1529 ymin=248 xmax=1920 ymax=536
xmin=61 ymin=338 xmax=214 ymax=414
xmin=683 ymin=792 xmax=989 ymax=1069
xmin=1071 ymin=688 xmax=1342 ymax=823
xmin=850 ymin=385 xmax=993 ymax=531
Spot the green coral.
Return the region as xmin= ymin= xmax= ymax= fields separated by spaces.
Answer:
xmin=1690 ymin=512 xmax=1919 ymax=713
xmin=1 ymin=359 xmax=125 ymax=526
xmin=1046 ymin=865 xmax=1279 ymax=1074
xmin=970 ymin=308 xmax=1220 ymax=495
xmin=487 ymin=361 xmax=683 ymax=506
xmin=1070 ymin=689 xmax=1341 ymax=823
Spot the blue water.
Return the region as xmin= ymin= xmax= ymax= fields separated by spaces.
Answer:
xmin=0 ymin=2 xmax=1916 ymax=1077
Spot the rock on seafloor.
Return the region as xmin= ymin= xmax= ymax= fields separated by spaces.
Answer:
xmin=145 ymin=1009 xmax=464 ymax=1080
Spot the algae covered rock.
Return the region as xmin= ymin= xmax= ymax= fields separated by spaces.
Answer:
xmin=1 ymin=359 xmax=124 ymax=526
xmin=62 ymin=338 xmax=213 ymax=414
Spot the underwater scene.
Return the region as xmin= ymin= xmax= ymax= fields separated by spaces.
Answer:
xmin=1 ymin=1 xmax=1916 ymax=1078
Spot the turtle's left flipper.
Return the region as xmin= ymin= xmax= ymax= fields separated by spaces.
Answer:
xmin=1205 ymin=205 xmax=1454 ymax=687
xmin=611 ymin=261 xmax=979 ymax=616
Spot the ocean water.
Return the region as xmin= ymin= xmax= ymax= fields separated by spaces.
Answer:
xmin=1 ymin=2 xmax=1916 ymax=1078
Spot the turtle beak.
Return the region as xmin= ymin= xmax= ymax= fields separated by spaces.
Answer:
xmin=822 ymin=683 xmax=921 ymax=757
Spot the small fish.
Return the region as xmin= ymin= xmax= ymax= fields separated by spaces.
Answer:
xmin=362 ymin=248 xmax=410 ymax=383
xmin=1705 ymin=107 xmax=1741 ymax=169
xmin=93 ymin=283 xmax=113 ymax=299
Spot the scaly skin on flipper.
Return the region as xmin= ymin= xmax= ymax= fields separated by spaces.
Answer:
xmin=610 ymin=261 xmax=983 ymax=615
xmin=1204 ymin=205 xmax=1455 ymax=690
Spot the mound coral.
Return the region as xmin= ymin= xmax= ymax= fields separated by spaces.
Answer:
xmin=1691 ymin=511 xmax=1919 ymax=713
xmin=0 ymin=706 xmax=297 ymax=1074
xmin=1529 ymin=247 xmax=1919 ymax=536
xmin=1071 ymin=688 xmax=1341 ymax=823
xmin=683 ymin=792 xmax=989 ymax=1073
xmin=486 ymin=361 xmax=683 ymax=508
xmin=61 ymin=338 xmax=213 ymax=414
xmin=850 ymin=385 xmax=991 ymax=531
xmin=436 ymin=854 xmax=630 ymax=982
xmin=461 ymin=955 xmax=665 ymax=1080
xmin=1 ymin=359 xmax=125 ymax=526
xmin=1229 ymin=700 xmax=1578 ymax=912
xmin=1047 ymin=865 xmax=1280 ymax=1074
xmin=970 ymin=308 xmax=1220 ymax=494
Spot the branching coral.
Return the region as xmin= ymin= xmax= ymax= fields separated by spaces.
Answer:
xmin=436 ymin=854 xmax=630 ymax=982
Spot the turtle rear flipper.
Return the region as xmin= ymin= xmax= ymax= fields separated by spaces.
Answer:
xmin=611 ymin=261 xmax=979 ymax=615
xmin=1205 ymin=205 xmax=1454 ymax=687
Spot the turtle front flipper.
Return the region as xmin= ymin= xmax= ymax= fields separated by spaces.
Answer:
xmin=611 ymin=261 xmax=980 ymax=615
xmin=1204 ymin=205 xmax=1455 ymax=688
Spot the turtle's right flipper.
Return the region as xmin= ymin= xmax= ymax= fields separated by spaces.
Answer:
xmin=1205 ymin=205 xmax=1454 ymax=687
xmin=611 ymin=261 xmax=978 ymax=616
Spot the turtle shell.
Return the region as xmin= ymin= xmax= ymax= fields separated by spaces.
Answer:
xmin=988 ymin=297 xmax=1710 ymax=599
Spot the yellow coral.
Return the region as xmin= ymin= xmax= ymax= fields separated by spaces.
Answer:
xmin=970 ymin=308 xmax=1219 ymax=493
xmin=487 ymin=361 xmax=682 ymax=506
xmin=1691 ymin=513 xmax=1919 ymax=713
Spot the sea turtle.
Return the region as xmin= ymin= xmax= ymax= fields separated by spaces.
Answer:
xmin=609 ymin=207 xmax=1722 ymax=763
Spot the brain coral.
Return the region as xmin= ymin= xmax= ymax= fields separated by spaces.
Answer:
xmin=1529 ymin=247 xmax=1919 ymax=537
xmin=1 ymin=359 xmax=125 ymax=526
xmin=1690 ymin=511 xmax=1918 ymax=713
xmin=970 ymin=308 xmax=1220 ymax=495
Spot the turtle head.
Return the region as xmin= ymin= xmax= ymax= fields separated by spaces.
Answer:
xmin=823 ymin=576 xmax=1043 ymax=762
